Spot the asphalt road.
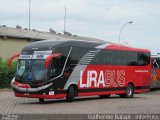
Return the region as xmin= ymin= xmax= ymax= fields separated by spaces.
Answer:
xmin=0 ymin=89 xmax=160 ymax=115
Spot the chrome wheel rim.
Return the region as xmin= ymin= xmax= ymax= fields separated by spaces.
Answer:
xmin=127 ymin=87 xmax=132 ymax=96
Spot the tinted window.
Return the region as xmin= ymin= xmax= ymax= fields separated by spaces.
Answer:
xmin=71 ymin=47 xmax=86 ymax=61
xmin=70 ymin=47 xmax=91 ymax=65
xmin=54 ymin=46 xmax=70 ymax=57
xmin=54 ymin=46 xmax=71 ymax=69
xmin=50 ymin=58 xmax=62 ymax=78
xmin=91 ymin=50 xmax=150 ymax=66
xmin=101 ymin=50 xmax=131 ymax=66
xmin=110 ymin=51 xmax=128 ymax=65
xmin=137 ymin=53 xmax=150 ymax=66
xmin=127 ymin=52 xmax=138 ymax=66
xmin=90 ymin=49 xmax=101 ymax=64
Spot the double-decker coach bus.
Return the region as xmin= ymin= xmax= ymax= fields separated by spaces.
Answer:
xmin=9 ymin=40 xmax=151 ymax=102
xmin=151 ymin=55 xmax=160 ymax=88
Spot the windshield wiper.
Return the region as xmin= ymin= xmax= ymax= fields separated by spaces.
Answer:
xmin=19 ymin=69 xmax=28 ymax=82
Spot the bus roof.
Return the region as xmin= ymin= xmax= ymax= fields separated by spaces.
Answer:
xmin=22 ymin=39 xmax=150 ymax=53
xmin=105 ymin=44 xmax=150 ymax=53
xmin=23 ymin=39 xmax=106 ymax=50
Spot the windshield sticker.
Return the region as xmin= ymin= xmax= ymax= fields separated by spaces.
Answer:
xmin=19 ymin=55 xmax=32 ymax=59
xmin=32 ymin=54 xmax=50 ymax=59
xmin=19 ymin=51 xmax=52 ymax=59
xmin=32 ymin=50 xmax=52 ymax=59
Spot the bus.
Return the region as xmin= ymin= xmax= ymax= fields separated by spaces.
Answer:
xmin=151 ymin=55 xmax=160 ymax=88
xmin=9 ymin=40 xmax=151 ymax=102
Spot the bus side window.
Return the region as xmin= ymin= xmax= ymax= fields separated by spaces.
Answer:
xmin=137 ymin=53 xmax=150 ymax=66
xmin=137 ymin=55 xmax=144 ymax=66
xmin=127 ymin=52 xmax=138 ymax=66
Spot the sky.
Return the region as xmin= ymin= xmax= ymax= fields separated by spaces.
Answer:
xmin=0 ymin=0 xmax=160 ymax=54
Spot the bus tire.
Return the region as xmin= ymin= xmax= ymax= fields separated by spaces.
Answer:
xmin=39 ymin=98 xmax=44 ymax=103
xmin=66 ymin=86 xmax=75 ymax=102
xmin=126 ymin=84 xmax=134 ymax=98
xmin=99 ymin=95 xmax=110 ymax=98
xmin=120 ymin=84 xmax=134 ymax=98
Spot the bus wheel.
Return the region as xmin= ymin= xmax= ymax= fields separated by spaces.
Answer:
xmin=126 ymin=84 xmax=134 ymax=98
xmin=120 ymin=84 xmax=134 ymax=98
xmin=66 ymin=86 xmax=75 ymax=102
xmin=99 ymin=95 xmax=110 ymax=98
xmin=39 ymin=98 xmax=44 ymax=103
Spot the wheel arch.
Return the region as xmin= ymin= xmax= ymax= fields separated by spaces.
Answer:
xmin=127 ymin=82 xmax=135 ymax=91
xmin=67 ymin=83 xmax=78 ymax=97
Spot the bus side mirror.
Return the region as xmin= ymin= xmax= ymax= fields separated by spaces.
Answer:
xmin=8 ymin=52 xmax=20 ymax=66
xmin=44 ymin=53 xmax=62 ymax=68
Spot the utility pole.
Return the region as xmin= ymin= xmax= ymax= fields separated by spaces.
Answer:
xmin=64 ymin=4 xmax=67 ymax=33
xmin=29 ymin=0 xmax=31 ymax=30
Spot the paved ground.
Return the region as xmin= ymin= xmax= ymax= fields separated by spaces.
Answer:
xmin=0 ymin=89 xmax=160 ymax=114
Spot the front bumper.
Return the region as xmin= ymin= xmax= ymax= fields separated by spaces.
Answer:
xmin=11 ymin=77 xmax=52 ymax=93
xmin=14 ymin=92 xmax=66 ymax=99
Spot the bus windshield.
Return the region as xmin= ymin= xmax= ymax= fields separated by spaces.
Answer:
xmin=16 ymin=59 xmax=47 ymax=81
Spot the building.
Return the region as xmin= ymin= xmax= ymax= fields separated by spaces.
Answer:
xmin=0 ymin=25 xmax=104 ymax=59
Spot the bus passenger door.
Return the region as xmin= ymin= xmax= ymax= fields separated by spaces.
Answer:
xmin=49 ymin=57 xmax=71 ymax=92
xmin=49 ymin=58 xmax=62 ymax=78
